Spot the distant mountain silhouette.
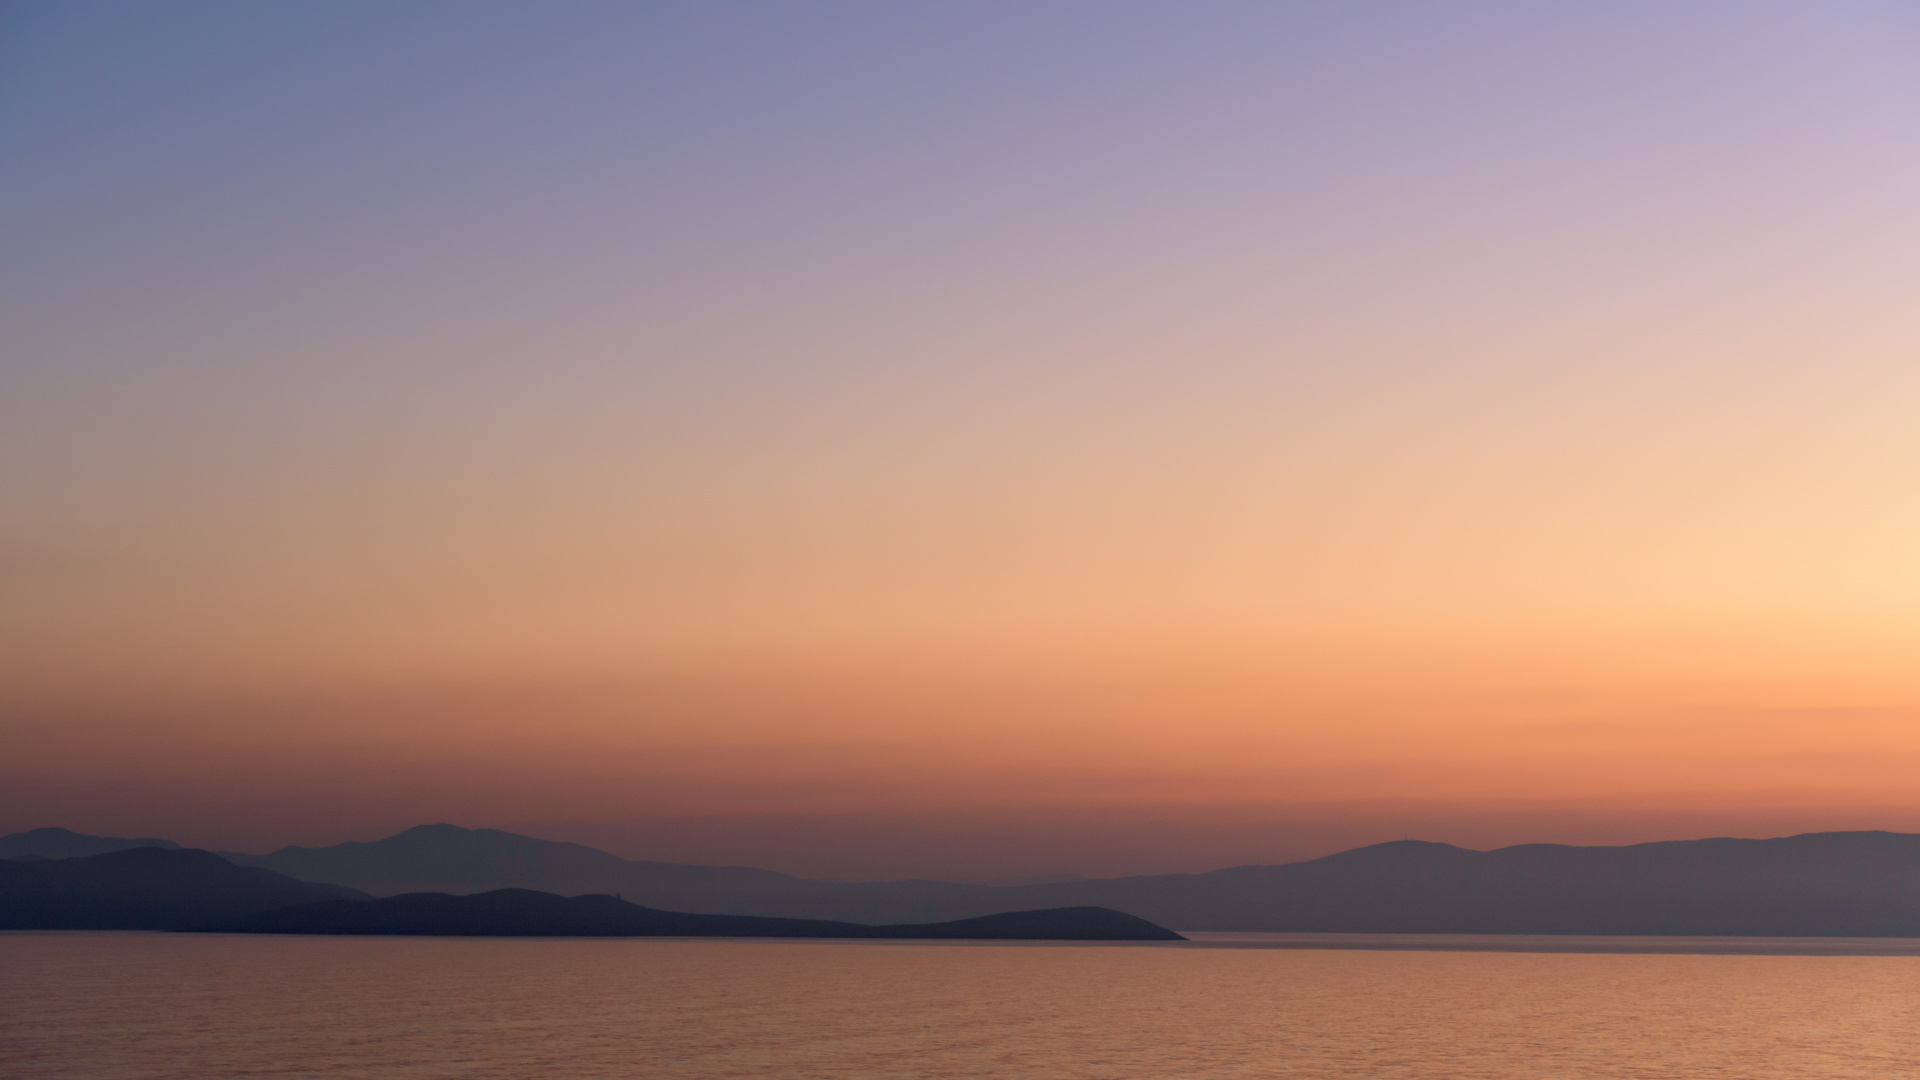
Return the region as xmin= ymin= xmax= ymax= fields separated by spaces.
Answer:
xmin=28 ymin=825 xmax=1920 ymax=934
xmin=213 ymin=824 xmax=1061 ymax=922
xmin=199 ymin=890 xmax=1184 ymax=940
xmin=987 ymin=833 xmax=1920 ymax=934
xmin=0 ymin=826 xmax=181 ymax=860
xmin=218 ymin=823 xmax=811 ymax=906
xmin=0 ymin=848 xmax=368 ymax=930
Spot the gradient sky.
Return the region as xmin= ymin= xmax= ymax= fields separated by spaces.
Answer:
xmin=5 ymin=2 xmax=1920 ymax=880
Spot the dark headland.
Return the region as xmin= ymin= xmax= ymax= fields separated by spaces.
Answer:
xmin=0 ymin=847 xmax=366 ymax=930
xmin=197 ymin=889 xmax=1186 ymax=940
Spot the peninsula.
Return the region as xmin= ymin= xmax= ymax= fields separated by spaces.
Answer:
xmin=197 ymin=888 xmax=1186 ymax=940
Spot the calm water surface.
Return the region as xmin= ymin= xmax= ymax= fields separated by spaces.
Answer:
xmin=5 ymin=931 xmax=1920 ymax=1079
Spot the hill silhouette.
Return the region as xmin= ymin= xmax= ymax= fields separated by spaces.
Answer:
xmin=213 ymin=825 xmax=1920 ymax=933
xmin=23 ymin=825 xmax=1920 ymax=933
xmin=1002 ymin=832 xmax=1920 ymax=934
xmin=217 ymin=823 xmax=812 ymax=907
xmin=212 ymin=824 xmax=1043 ymax=922
xmin=0 ymin=847 xmax=368 ymax=930
xmin=1 ymin=826 xmax=181 ymax=860
xmin=199 ymin=889 xmax=1184 ymax=939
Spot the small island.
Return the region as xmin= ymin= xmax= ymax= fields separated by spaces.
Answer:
xmin=195 ymin=888 xmax=1187 ymax=940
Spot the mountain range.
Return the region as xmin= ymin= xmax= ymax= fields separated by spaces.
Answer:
xmin=0 ymin=847 xmax=364 ymax=930
xmin=0 ymin=826 xmax=182 ymax=860
xmin=12 ymin=824 xmax=1920 ymax=934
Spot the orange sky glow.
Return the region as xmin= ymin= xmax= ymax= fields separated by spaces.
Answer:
xmin=5 ymin=3 xmax=1920 ymax=879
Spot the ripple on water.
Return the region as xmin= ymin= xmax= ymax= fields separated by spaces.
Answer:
xmin=4 ymin=931 xmax=1920 ymax=1079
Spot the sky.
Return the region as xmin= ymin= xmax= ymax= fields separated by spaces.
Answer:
xmin=5 ymin=1 xmax=1920 ymax=881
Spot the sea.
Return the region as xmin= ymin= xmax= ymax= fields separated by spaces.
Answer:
xmin=5 ymin=931 xmax=1920 ymax=1079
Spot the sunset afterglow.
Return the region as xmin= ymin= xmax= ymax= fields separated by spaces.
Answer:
xmin=6 ymin=2 xmax=1920 ymax=880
